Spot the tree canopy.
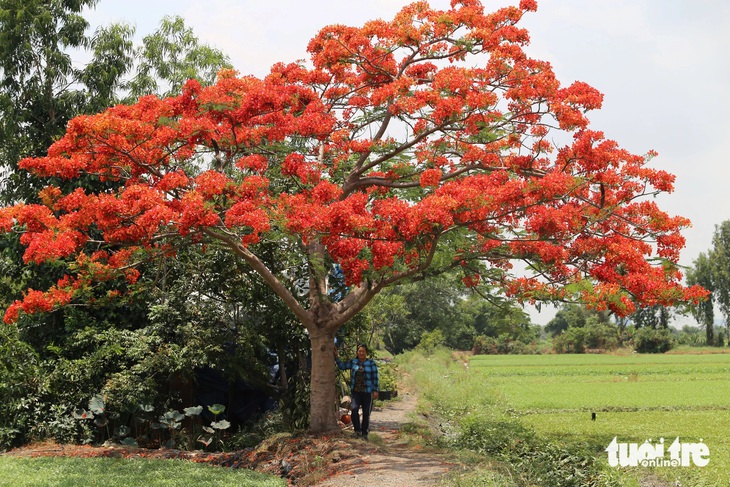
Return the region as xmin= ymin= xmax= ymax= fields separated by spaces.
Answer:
xmin=0 ymin=0 xmax=707 ymax=432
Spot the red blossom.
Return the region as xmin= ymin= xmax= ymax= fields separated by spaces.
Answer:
xmin=0 ymin=0 xmax=704 ymax=326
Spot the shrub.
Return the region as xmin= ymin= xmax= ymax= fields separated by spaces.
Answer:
xmin=0 ymin=325 xmax=42 ymax=450
xmin=632 ymin=327 xmax=675 ymax=353
xmin=472 ymin=334 xmax=543 ymax=355
xmin=675 ymin=326 xmax=706 ymax=346
xmin=378 ymin=362 xmax=398 ymax=392
xmin=552 ymin=321 xmax=619 ymax=354
xmin=552 ymin=326 xmax=587 ymax=353
xmin=416 ymin=329 xmax=445 ymax=355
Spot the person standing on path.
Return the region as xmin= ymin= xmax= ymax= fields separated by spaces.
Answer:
xmin=334 ymin=343 xmax=379 ymax=440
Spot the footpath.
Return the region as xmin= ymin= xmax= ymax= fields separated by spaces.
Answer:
xmin=315 ymin=380 xmax=460 ymax=486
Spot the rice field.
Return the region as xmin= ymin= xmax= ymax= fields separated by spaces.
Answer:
xmin=469 ymin=351 xmax=730 ymax=486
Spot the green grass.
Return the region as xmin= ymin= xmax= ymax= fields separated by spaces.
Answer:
xmin=0 ymin=456 xmax=285 ymax=487
xmin=470 ymin=352 xmax=730 ymax=486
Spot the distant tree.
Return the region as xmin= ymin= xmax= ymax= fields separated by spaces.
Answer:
xmin=710 ymin=222 xmax=730 ymax=335
xmin=465 ymin=296 xmax=535 ymax=342
xmin=0 ymin=5 xmax=231 ymax=317
xmin=552 ymin=315 xmax=618 ymax=353
xmin=545 ymin=304 xmax=610 ymax=337
xmin=630 ymin=304 xmax=670 ymax=329
xmin=0 ymin=5 xmax=230 ymax=204
xmin=0 ymin=0 xmax=105 ymax=202
xmin=688 ymin=221 xmax=730 ymax=342
xmin=374 ymin=274 xmax=472 ymax=354
xmin=546 ymin=304 xmax=587 ymax=337
xmin=125 ymin=16 xmax=232 ymax=102
xmin=687 ymin=252 xmax=715 ymax=344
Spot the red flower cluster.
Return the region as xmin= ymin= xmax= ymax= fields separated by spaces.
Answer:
xmin=0 ymin=0 xmax=707 ymax=324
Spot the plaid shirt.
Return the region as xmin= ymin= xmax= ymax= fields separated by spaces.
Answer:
xmin=336 ymin=358 xmax=379 ymax=393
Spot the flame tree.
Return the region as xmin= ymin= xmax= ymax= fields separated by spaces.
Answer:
xmin=0 ymin=0 xmax=707 ymax=432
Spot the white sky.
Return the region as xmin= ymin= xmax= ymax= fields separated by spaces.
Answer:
xmin=83 ymin=0 xmax=730 ymax=325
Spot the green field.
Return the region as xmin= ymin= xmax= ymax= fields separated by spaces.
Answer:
xmin=470 ymin=351 xmax=730 ymax=486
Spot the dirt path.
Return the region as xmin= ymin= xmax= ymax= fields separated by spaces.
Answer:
xmin=316 ymin=385 xmax=459 ymax=486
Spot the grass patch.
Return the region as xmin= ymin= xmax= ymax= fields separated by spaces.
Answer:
xmin=0 ymin=456 xmax=284 ymax=487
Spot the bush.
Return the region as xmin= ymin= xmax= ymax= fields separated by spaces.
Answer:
xmin=416 ymin=329 xmax=445 ymax=355
xmin=632 ymin=327 xmax=675 ymax=353
xmin=552 ymin=326 xmax=586 ymax=353
xmin=472 ymin=334 xmax=542 ymax=355
xmin=552 ymin=321 xmax=619 ymax=354
xmin=0 ymin=325 xmax=42 ymax=450
xmin=378 ymin=362 xmax=398 ymax=392
xmin=675 ymin=326 xmax=706 ymax=346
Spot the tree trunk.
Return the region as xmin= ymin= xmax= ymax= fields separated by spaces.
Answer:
xmin=308 ymin=326 xmax=339 ymax=434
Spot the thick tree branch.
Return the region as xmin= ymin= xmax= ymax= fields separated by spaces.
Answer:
xmin=202 ymin=227 xmax=312 ymax=327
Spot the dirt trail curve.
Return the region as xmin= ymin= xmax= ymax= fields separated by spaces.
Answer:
xmin=315 ymin=384 xmax=459 ymax=486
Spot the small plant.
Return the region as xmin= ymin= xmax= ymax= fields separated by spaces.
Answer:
xmin=416 ymin=329 xmax=445 ymax=355
xmin=158 ymin=410 xmax=185 ymax=448
xmin=197 ymin=404 xmax=230 ymax=450
xmin=632 ymin=327 xmax=675 ymax=353
xmin=180 ymin=405 xmax=204 ymax=449
xmin=132 ymin=404 xmax=155 ymax=446
xmin=72 ymin=394 xmax=110 ymax=444
xmin=379 ymin=363 xmax=398 ymax=392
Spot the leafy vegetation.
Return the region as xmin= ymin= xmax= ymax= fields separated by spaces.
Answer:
xmin=687 ymin=220 xmax=730 ymax=344
xmin=631 ymin=327 xmax=675 ymax=353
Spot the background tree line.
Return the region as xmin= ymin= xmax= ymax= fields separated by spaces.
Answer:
xmin=538 ymin=220 xmax=730 ymax=354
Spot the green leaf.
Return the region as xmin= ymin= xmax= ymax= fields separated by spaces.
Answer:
xmin=207 ymin=404 xmax=225 ymax=416
xmin=138 ymin=404 xmax=155 ymax=413
xmin=183 ymin=405 xmax=203 ymax=417
xmin=88 ymin=394 xmax=105 ymax=415
xmin=72 ymin=408 xmax=91 ymax=420
xmin=163 ymin=410 xmax=185 ymax=422
xmin=211 ymin=419 xmax=230 ymax=430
